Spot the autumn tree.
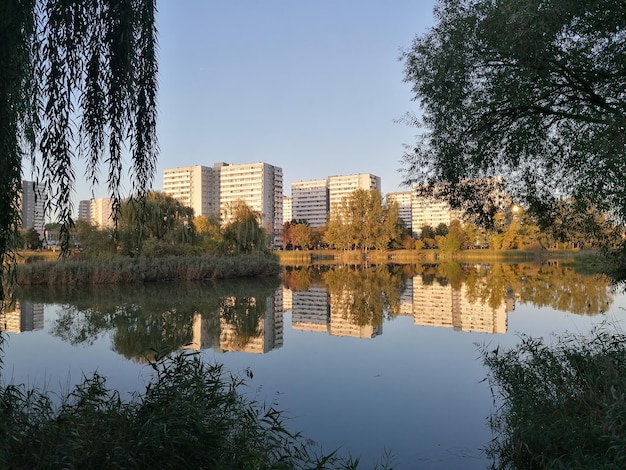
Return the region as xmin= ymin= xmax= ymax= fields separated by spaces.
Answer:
xmin=324 ymin=189 xmax=402 ymax=251
xmin=401 ymin=0 xmax=626 ymax=230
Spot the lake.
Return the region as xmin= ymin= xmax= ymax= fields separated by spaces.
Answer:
xmin=2 ymin=261 xmax=625 ymax=469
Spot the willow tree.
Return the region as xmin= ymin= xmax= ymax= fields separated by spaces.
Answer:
xmin=0 ymin=0 xmax=158 ymax=301
xmin=401 ymin=0 xmax=626 ymax=229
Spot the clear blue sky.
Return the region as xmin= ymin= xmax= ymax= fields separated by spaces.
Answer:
xmin=77 ymin=0 xmax=437 ymax=201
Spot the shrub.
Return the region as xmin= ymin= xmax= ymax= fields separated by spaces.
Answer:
xmin=481 ymin=326 xmax=626 ymax=469
xmin=0 ymin=341 xmax=363 ymax=469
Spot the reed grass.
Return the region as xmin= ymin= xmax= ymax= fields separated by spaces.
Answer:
xmin=481 ymin=325 xmax=626 ymax=469
xmin=16 ymin=254 xmax=280 ymax=286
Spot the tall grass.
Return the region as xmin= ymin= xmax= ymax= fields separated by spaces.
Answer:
xmin=0 ymin=333 xmax=376 ymax=469
xmin=481 ymin=326 xmax=626 ymax=469
xmin=16 ymin=254 xmax=280 ymax=285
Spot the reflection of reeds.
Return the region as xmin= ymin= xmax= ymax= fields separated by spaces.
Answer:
xmin=16 ymin=254 xmax=279 ymax=286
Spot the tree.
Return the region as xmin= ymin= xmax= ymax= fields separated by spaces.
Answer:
xmin=1 ymin=0 xmax=158 ymax=301
xmin=323 ymin=189 xmax=402 ymax=251
xmin=401 ymin=0 xmax=626 ymax=229
xmin=117 ymin=191 xmax=195 ymax=256
xmin=221 ymin=201 xmax=268 ymax=255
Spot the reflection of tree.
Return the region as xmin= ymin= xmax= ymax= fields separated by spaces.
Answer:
xmin=219 ymin=296 xmax=266 ymax=350
xmin=282 ymin=266 xmax=328 ymax=292
xmin=323 ymin=265 xmax=404 ymax=327
xmin=406 ymin=261 xmax=613 ymax=316
xmin=22 ymin=278 xmax=279 ymax=361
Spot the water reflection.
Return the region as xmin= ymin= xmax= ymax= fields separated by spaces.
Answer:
xmin=7 ymin=262 xmax=614 ymax=361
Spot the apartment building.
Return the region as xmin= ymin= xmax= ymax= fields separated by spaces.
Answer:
xmin=328 ymin=174 xmax=381 ymax=219
xmin=20 ymin=181 xmax=46 ymax=237
xmin=386 ymin=191 xmax=413 ymax=231
xmin=217 ymin=162 xmax=283 ymax=247
xmin=163 ymin=165 xmax=215 ymax=217
xmin=411 ymin=196 xmax=460 ymax=235
xmin=163 ymin=162 xmax=283 ymax=246
xmin=291 ymin=179 xmax=329 ymax=228
xmin=77 ymin=199 xmax=92 ymax=222
xmin=91 ymin=197 xmax=115 ymax=229
xmin=282 ymin=196 xmax=292 ymax=225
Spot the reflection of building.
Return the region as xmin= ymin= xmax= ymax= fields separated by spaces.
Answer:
xmin=398 ymin=277 xmax=414 ymax=316
xmin=412 ymin=276 xmax=509 ymax=333
xmin=291 ymin=287 xmax=330 ymax=333
xmin=0 ymin=301 xmax=44 ymax=333
xmin=329 ymin=291 xmax=382 ymax=339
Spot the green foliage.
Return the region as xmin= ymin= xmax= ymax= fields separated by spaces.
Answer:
xmin=221 ymin=201 xmax=269 ymax=255
xmin=401 ymin=0 xmax=626 ymax=228
xmin=0 ymin=344 xmax=362 ymax=469
xmin=74 ymin=220 xmax=116 ymax=258
xmin=118 ymin=191 xmax=196 ymax=256
xmin=1 ymin=0 xmax=158 ymax=302
xmin=324 ymin=189 xmax=402 ymax=251
xmin=482 ymin=327 xmax=626 ymax=469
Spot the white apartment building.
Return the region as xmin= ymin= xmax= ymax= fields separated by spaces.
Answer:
xmin=218 ymin=162 xmax=283 ymax=247
xmin=412 ymin=194 xmax=461 ymax=235
xmin=387 ymin=191 xmax=413 ymax=232
xmin=282 ymin=196 xmax=292 ymax=225
xmin=163 ymin=165 xmax=215 ymax=217
xmin=328 ymin=173 xmax=381 ymax=219
xmin=20 ymin=181 xmax=46 ymax=237
xmin=291 ymin=179 xmax=329 ymax=228
xmin=91 ymin=197 xmax=115 ymax=229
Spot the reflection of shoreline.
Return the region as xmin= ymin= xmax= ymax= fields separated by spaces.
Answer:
xmin=0 ymin=301 xmax=44 ymax=333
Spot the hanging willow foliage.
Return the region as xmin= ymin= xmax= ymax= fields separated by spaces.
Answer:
xmin=0 ymin=0 xmax=158 ymax=302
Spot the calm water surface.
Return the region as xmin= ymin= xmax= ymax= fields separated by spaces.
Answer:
xmin=2 ymin=262 xmax=625 ymax=469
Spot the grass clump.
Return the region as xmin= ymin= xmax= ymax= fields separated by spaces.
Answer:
xmin=481 ymin=326 xmax=626 ymax=469
xmin=16 ymin=253 xmax=280 ymax=285
xmin=0 ymin=342 xmax=363 ymax=469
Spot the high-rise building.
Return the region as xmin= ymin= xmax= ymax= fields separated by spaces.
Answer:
xmin=328 ymin=173 xmax=381 ymax=219
xmin=387 ymin=191 xmax=413 ymax=232
xmin=78 ymin=200 xmax=92 ymax=222
xmin=163 ymin=165 xmax=215 ymax=217
xmin=20 ymin=181 xmax=46 ymax=237
xmin=411 ymin=196 xmax=460 ymax=235
xmin=218 ymin=162 xmax=283 ymax=247
xmin=282 ymin=196 xmax=292 ymax=225
xmin=91 ymin=198 xmax=115 ymax=229
xmin=163 ymin=161 xmax=283 ymax=247
xmin=291 ymin=179 xmax=329 ymax=228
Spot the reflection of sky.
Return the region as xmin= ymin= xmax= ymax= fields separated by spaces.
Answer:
xmin=3 ymin=286 xmax=626 ymax=469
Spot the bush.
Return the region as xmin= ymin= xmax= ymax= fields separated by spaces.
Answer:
xmin=0 ymin=342 xmax=363 ymax=469
xmin=482 ymin=326 xmax=626 ymax=469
